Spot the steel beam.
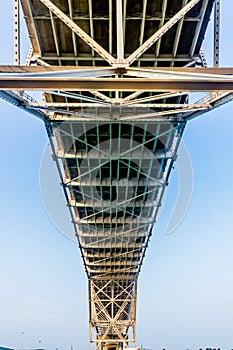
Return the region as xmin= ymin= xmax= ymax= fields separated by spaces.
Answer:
xmin=47 ymin=90 xmax=111 ymax=105
xmin=116 ymin=0 xmax=124 ymax=62
xmin=20 ymin=0 xmax=41 ymax=56
xmin=1 ymin=2 xmax=229 ymax=350
xmin=155 ymin=0 xmax=168 ymax=59
xmin=172 ymin=0 xmax=188 ymax=63
xmin=189 ymin=0 xmax=209 ymax=57
xmin=68 ymin=0 xmax=78 ymax=57
xmin=88 ymin=0 xmax=95 ymax=61
xmin=139 ymin=0 xmax=148 ymax=48
xmin=38 ymin=0 xmax=116 ymax=66
xmin=122 ymin=92 xmax=188 ymax=105
xmin=214 ymin=0 xmax=220 ymax=67
xmin=1 ymin=76 xmax=233 ymax=91
xmin=30 ymin=102 xmax=208 ymax=109
xmin=2 ymin=66 xmax=233 ymax=74
xmin=39 ymin=54 xmax=196 ymax=63
xmin=49 ymin=11 xmax=60 ymax=58
xmin=0 ymin=90 xmax=49 ymax=121
xmin=14 ymin=0 xmax=20 ymax=65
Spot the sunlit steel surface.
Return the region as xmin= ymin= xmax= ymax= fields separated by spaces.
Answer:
xmin=1 ymin=0 xmax=231 ymax=349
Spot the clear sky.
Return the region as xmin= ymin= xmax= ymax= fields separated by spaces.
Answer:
xmin=0 ymin=1 xmax=233 ymax=350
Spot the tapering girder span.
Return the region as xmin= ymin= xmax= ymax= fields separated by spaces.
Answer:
xmin=48 ymin=118 xmax=185 ymax=350
xmin=25 ymin=104 xmax=221 ymax=350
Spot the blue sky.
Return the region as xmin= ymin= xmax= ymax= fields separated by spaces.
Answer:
xmin=0 ymin=1 xmax=233 ymax=350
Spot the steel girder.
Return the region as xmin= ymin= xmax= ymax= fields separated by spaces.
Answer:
xmin=1 ymin=71 xmax=233 ymax=92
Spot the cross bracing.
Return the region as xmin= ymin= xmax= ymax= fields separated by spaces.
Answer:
xmin=0 ymin=0 xmax=232 ymax=349
xmin=20 ymin=0 xmax=214 ymax=68
xmin=55 ymin=121 xmax=182 ymax=277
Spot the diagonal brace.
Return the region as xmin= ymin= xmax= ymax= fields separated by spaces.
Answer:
xmin=127 ymin=0 xmax=202 ymax=65
xmin=38 ymin=0 xmax=116 ymax=66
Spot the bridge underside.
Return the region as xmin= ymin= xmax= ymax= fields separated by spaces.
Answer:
xmin=56 ymin=118 xmax=184 ymax=348
xmin=21 ymin=0 xmax=214 ymax=68
xmin=1 ymin=0 xmax=232 ymax=349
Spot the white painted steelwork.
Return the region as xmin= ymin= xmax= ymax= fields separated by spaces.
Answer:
xmin=0 ymin=1 xmax=231 ymax=350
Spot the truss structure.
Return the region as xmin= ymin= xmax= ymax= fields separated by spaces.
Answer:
xmin=89 ymin=279 xmax=137 ymax=349
xmin=1 ymin=1 xmax=233 ymax=350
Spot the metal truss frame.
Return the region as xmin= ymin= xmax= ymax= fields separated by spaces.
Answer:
xmin=27 ymin=0 xmax=203 ymax=67
xmin=126 ymin=0 xmax=202 ymax=65
xmin=49 ymin=118 xmax=184 ymax=350
xmin=38 ymin=0 xmax=116 ymax=66
xmin=20 ymin=0 xmax=208 ymax=68
xmin=1 ymin=66 xmax=232 ymax=124
xmin=1 ymin=1 xmax=232 ymax=350
xmin=89 ymin=279 xmax=137 ymax=350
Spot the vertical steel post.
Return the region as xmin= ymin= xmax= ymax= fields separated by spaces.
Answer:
xmin=14 ymin=0 xmax=20 ymax=65
xmin=111 ymin=279 xmax=114 ymax=320
xmin=109 ymin=0 xmax=113 ymax=54
xmin=116 ymin=0 xmax=124 ymax=62
xmin=89 ymin=279 xmax=93 ymax=350
xmin=214 ymin=0 xmax=220 ymax=67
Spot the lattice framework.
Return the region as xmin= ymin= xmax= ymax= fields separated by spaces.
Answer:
xmin=1 ymin=1 xmax=232 ymax=350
